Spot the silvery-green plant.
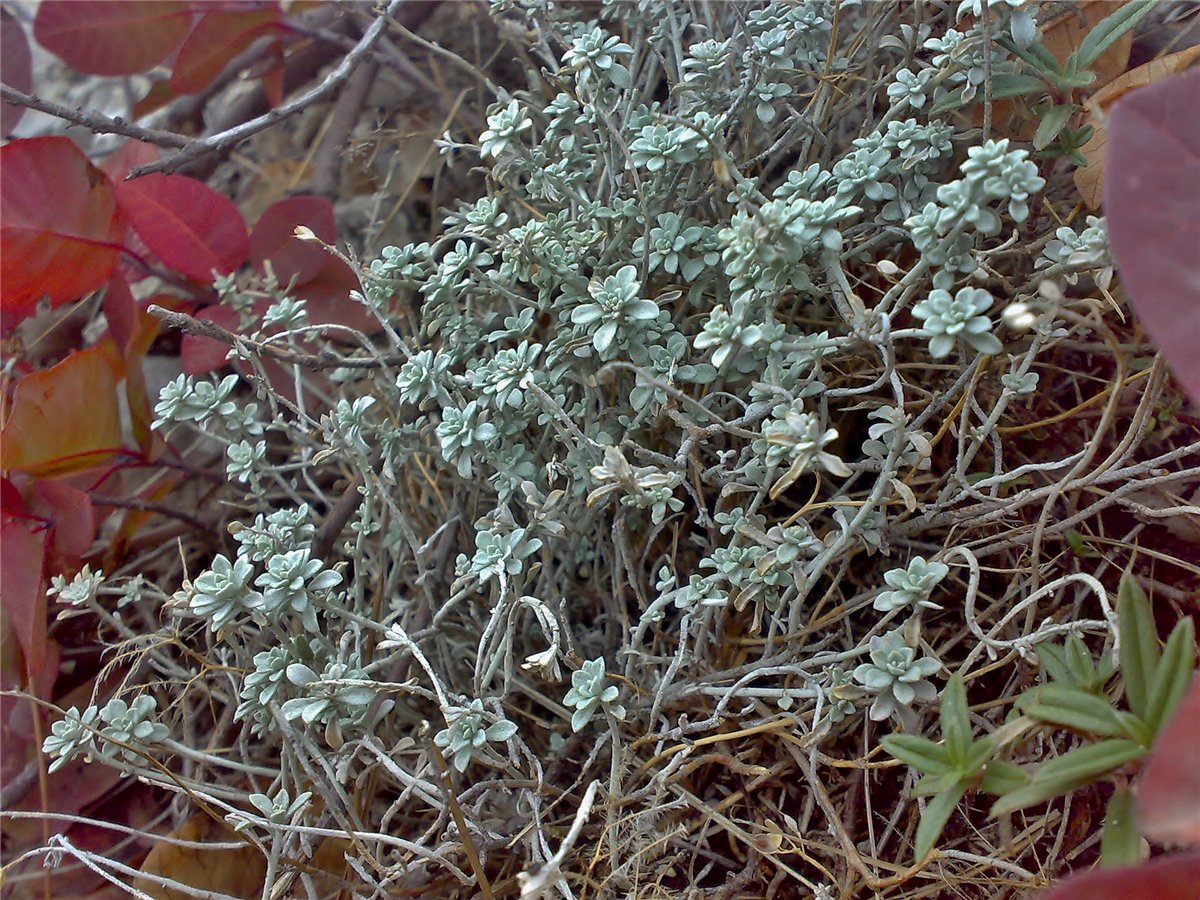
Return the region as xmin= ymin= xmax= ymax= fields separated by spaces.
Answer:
xmin=58 ymin=0 xmax=1180 ymax=887
xmin=97 ymin=696 xmax=169 ymax=762
xmin=281 ymin=659 xmax=380 ymax=730
xmin=564 ymin=658 xmax=625 ymax=732
xmin=189 ymin=553 xmax=261 ymax=632
xmin=239 ymin=788 xmax=312 ymax=830
xmin=253 ymin=549 xmax=343 ymax=632
xmin=570 ymin=266 xmax=660 ymax=356
xmin=434 ymin=699 xmax=520 ymax=772
xmin=479 ymin=99 xmax=531 ymax=160
xmin=47 ymin=565 xmax=105 ymax=607
xmin=874 ymin=557 xmax=950 ymax=612
xmin=854 ymin=630 xmax=941 ymax=724
xmin=911 ymin=286 xmax=1003 ymax=359
xmin=42 ymin=706 xmax=99 ymax=772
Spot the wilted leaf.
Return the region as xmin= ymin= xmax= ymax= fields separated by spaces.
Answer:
xmin=1075 ymin=46 xmax=1200 ymax=209
xmin=135 ymin=814 xmax=267 ymax=900
xmin=1137 ymin=676 xmax=1200 ymax=848
xmin=116 ymin=174 xmax=249 ymax=282
xmin=1 ymin=7 xmax=33 ymax=135
xmin=134 ymin=815 xmax=349 ymax=899
xmin=0 ymin=345 xmax=124 ymax=477
xmin=0 ymin=137 xmax=125 ymax=332
xmin=1105 ymin=68 xmax=1200 ymax=404
xmin=169 ymin=3 xmax=282 ymax=95
xmin=33 ymin=1 xmax=192 ymax=77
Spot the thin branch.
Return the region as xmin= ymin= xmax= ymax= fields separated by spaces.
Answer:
xmin=0 ymin=84 xmax=191 ymax=148
xmin=131 ymin=0 xmax=406 ymax=177
xmin=146 ymin=304 xmax=405 ymax=370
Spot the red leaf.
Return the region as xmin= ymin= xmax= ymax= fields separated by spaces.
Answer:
xmin=1038 ymin=852 xmax=1200 ymax=900
xmin=295 ymin=255 xmax=378 ymax=336
xmin=103 ymin=275 xmax=137 ymax=354
xmin=0 ymin=511 xmax=48 ymax=678
xmin=31 ymin=480 xmax=96 ymax=562
xmin=100 ymin=139 xmax=161 ymax=183
xmin=0 ymin=137 xmax=125 ymax=332
xmin=170 ymin=3 xmax=282 ymax=95
xmin=1137 ymin=676 xmax=1200 ymax=848
xmin=1105 ymin=69 xmax=1200 ymax=407
xmin=33 ymin=1 xmax=193 ymax=77
xmin=250 ymin=195 xmax=338 ymax=287
xmin=116 ymin=174 xmax=248 ymax=282
xmin=181 ymin=304 xmax=240 ymax=375
xmin=1 ymin=7 xmax=33 ymax=135
xmin=0 ymin=345 xmax=124 ymax=477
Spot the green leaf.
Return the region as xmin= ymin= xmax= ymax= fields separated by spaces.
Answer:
xmin=997 ymin=37 xmax=1061 ymax=77
xmin=1065 ymin=634 xmax=1101 ymax=689
xmin=929 ymin=87 xmax=968 ymax=116
xmin=1070 ymin=1 xmax=1156 ymax=70
xmin=990 ymin=73 xmax=1053 ymax=101
xmin=1118 ymin=574 xmax=1160 ymax=722
xmin=1034 ymin=104 xmax=1075 ymax=151
xmin=980 ymin=759 xmax=1029 ymax=796
xmin=914 ymin=782 xmax=968 ymax=861
xmin=965 ymin=736 xmax=996 ymax=774
xmin=882 ymin=734 xmax=954 ymax=776
xmin=1114 ymin=710 xmax=1154 ymax=748
xmin=929 ymin=73 xmax=1048 ymax=115
xmin=1018 ymin=684 xmax=1127 ymax=738
xmin=1045 ymin=68 xmax=1098 ymax=90
xmin=1036 ymin=739 xmax=1145 ymax=784
xmin=1101 ymin=787 xmax=1143 ymax=868
xmin=1145 ymin=617 xmax=1196 ymax=736
xmin=941 ymin=674 xmax=972 ymax=768
xmin=915 ymin=769 xmax=967 ymax=797
xmin=1065 ymin=529 xmax=1097 ymax=558
xmin=990 ymin=739 xmax=1145 ymax=816
xmin=1037 ymin=641 xmax=1074 ymax=685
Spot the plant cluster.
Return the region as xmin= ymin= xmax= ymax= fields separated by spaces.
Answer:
xmin=14 ymin=1 xmax=1199 ymax=896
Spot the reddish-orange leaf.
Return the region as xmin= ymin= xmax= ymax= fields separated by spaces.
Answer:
xmin=0 ymin=345 xmax=124 ymax=477
xmin=170 ymin=2 xmax=282 ymax=95
xmin=116 ymin=173 xmax=249 ymax=282
xmin=33 ymin=1 xmax=193 ymax=77
xmin=1 ymin=7 xmax=33 ymax=135
xmin=0 ymin=137 xmax=125 ymax=333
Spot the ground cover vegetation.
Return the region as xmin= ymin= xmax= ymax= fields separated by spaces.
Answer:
xmin=1 ymin=1 xmax=1198 ymax=897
